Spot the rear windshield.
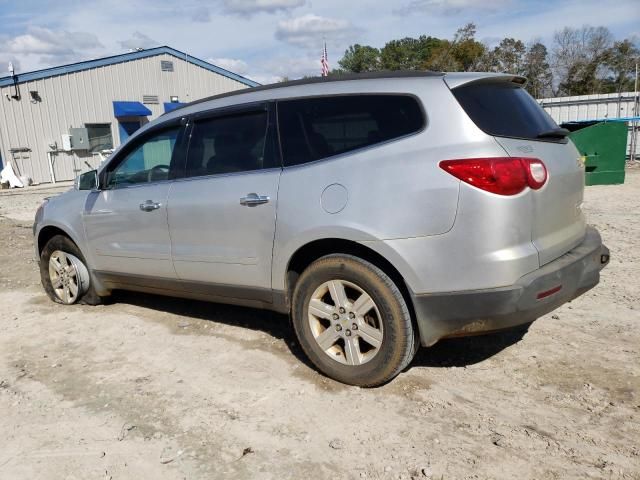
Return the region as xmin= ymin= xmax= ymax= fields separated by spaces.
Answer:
xmin=278 ymin=95 xmax=424 ymax=167
xmin=452 ymin=82 xmax=560 ymax=141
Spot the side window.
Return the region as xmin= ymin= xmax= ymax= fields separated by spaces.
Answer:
xmin=107 ymin=127 xmax=180 ymax=187
xmin=185 ymin=110 xmax=270 ymax=178
xmin=278 ymin=95 xmax=425 ymax=167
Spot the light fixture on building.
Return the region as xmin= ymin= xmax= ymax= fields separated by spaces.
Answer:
xmin=170 ymin=95 xmax=179 ymax=103
xmin=30 ymin=90 xmax=42 ymax=103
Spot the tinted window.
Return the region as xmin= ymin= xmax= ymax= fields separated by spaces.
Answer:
xmin=185 ymin=111 xmax=270 ymax=177
xmin=107 ymin=127 xmax=180 ymax=187
xmin=278 ymin=95 xmax=424 ymax=166
xmin=453 ymin=82 xmax=559 ymax=140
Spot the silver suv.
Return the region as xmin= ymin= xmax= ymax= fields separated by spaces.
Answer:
xmin=34 ymin=72 xmax=609 ymax=386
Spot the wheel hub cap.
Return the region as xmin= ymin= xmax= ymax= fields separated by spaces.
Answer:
xmin=48 ymin=250 xmax=89 ymax=304
xmin=308 ymin=280 xmax=384 ymax=366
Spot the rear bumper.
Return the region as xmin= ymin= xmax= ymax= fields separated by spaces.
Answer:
xmin=411 ymin=226 xmax=609 ymax=346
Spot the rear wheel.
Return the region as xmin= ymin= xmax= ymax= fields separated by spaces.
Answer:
xmin=291 ymin=254 xmax=417 ymax=387
xmin=40 ymin=235 xmax=106 ymax=305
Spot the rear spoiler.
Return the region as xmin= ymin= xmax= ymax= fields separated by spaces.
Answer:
xmin=443 ymin=73 xmax=527 ymax=90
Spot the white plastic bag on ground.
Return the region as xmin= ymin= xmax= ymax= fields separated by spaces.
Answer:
xmin=0 ymin=162 xmax=24 ymax=188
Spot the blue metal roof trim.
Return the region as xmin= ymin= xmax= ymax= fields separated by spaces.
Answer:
xmin=163 ymin=102 xmax=185 ymax=113
xmin=113 ymin=101 xmax=153 ymax=117
xmin=562 ymin=116 xmax=640 ymax=124
xmin=0 ymin=46 xmax=260 ymax=88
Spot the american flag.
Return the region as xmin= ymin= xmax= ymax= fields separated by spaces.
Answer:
xmin=321 ymin=42 xmax=329 ymax=77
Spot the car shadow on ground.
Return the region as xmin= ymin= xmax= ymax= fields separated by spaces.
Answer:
xmin=112 ymin=290 xmax=530 ymax=372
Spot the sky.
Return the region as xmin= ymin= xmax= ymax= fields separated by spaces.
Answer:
xmin=0 ymin=0 xmax=638 ymax=85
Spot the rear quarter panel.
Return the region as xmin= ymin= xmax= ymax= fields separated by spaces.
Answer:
xmin=271 ymin=79 xmax=508 ymax=291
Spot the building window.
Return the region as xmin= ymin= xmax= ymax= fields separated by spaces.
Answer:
xmin=85 ymin=124 xmax=114 ymax=153
xmin=161 ymin=60 xmax=174 ymax=72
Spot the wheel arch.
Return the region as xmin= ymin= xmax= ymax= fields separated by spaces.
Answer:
xmin=37 ymin=224 xmax=79 ymax=256
xmin=284 ymin=238 xmax=416 ymax=321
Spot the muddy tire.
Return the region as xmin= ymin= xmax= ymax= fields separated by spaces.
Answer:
xmin=292 ymin=254 xmax=417 ymax=387
xmin=40 ymin=235 xmax=106 ymax=306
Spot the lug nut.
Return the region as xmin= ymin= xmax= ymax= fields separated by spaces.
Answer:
xmin=339 ymin=307 xmax=346 ymax=314
xmin=345 ymin=330 xmax=351 ymax=336
xmin=349 ymin=312 xmax=355 ymax=319
xmin=352 ymin=324 xmax=358 ymax=330
xmin=335 ymin=325 xmax=342 ymax=331
xmin=332 ymin=313 xmax=339 ymax=320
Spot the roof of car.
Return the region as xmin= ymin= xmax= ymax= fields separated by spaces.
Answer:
xmin=169 ymin=70 xmax=445 ymax=113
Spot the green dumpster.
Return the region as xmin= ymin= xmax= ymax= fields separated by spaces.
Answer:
xmin=561 ymin=121 xmax=627 ymax=186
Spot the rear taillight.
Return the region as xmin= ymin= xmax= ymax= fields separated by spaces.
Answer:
xmin=439 ymin=157 xmax=547 ymax=196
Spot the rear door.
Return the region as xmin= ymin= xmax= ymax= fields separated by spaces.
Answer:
xmin=166 ymin=103 xmax=281 ymax=300
xmin=450 ymin=78 xmax=586 ymax=265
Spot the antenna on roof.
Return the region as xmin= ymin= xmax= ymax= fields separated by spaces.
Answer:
xmin=8 ymin=62 xmax=14 ymax=75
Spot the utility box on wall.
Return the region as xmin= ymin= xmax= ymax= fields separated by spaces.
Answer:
xmin=69 ymin=128 xmax=89 ymax=151
xmin=562 ymin=121 xmax=628 ymax=186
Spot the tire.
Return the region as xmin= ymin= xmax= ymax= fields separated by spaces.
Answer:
xmin=40 ymin=234 xmax=107 ymax=306
xmin=291 ymin=254 xmax=417 ymax=387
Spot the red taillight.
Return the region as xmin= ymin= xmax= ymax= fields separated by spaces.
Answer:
xmin=439 ymin=157 xmax=547 ymax=196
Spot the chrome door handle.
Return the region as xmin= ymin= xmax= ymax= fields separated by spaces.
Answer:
xmin=240 ymin=193 xmax=270 ymax=206
xmin=139 ymin=200 xmax=162 ymax=212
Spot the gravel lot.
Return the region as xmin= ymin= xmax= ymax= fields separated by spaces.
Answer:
xmin=0 ymin=172 xmax=638 ymax=479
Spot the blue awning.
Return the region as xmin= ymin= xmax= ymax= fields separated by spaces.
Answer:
xmin=113 ymin=101 xmax=152 ymax=118
xmin=163 ymin=102 xmax=184 ymax=113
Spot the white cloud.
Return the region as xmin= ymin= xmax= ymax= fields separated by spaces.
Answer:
xmin=191 ymin=6 xmax=211 ymax=22
xmin=208 ymin=57 xmax=249 ymax=75
xmin=0 ymin=26 xmax=103 ymax=69
xmin=395 ymin=0 xmax=511 ymax=15
xmin=119 ymin=31 xmax=158 ymax=50
xmin=4 ymin=26 xmax=102 ymax=56
xmin=275 ymin=14 xmax=354 ymax=49
xmin=223 ymin=0 xmax=305 ymax=16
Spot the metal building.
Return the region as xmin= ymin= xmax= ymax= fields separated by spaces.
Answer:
xmin=539 ymin=91 xmax=639 ymax=161
xmin=0 ymin=46 xmax=258 ymax=184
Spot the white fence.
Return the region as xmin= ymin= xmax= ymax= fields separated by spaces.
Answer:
xmin=538 ymin=92 xmax=639 ymax=161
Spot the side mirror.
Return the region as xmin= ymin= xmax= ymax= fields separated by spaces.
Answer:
xmin=77 ymin=170 xmax=99 ymax=191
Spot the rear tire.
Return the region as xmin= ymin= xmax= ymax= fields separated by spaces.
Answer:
xmin=40 ymin=235 xmax=107 ymax=306
xmin=291 ymin=254 xmax=417 ymax=387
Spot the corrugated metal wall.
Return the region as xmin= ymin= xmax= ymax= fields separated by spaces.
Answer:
xmin=0 ymin=53 xmax=248 ymax=184
xmin=539 ymin=92 xmax=640 ymax=158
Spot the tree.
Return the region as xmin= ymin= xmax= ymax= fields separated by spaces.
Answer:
xmin=493 ymin=38 xmax=527 ymax=74
xmin=337 ymin=44 xmax=380 ymax=73
xmin=523 ymin=42 xmax=553 ymax=98
xmin=426 ymin=23 xmax=485 ymax=71
xmin=552 ymin=26 xmax=613 ymax=95
xmin=602 ymin=39 xmax=640 ymax=93
xmin=379 ymin=35 xmax=442 ymax=70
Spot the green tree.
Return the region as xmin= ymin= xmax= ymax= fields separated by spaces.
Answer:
xmin=337 ymin=44 xmax=381 ymax=73
xmin=426 ymin=23 xmax=485 ymax=72
xmin=379 ymin=35 xmax=443 ymax=70
xmin=523 ymin=42 xmax=553 ymax=98
xmin=602 ymin=39 xmax=640 ymax=93
xmin=552 ymin=26 xmax=613 ymax=95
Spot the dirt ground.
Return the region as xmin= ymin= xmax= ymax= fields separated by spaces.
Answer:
xmin=0 ymin=171 xmax=638 ymax=480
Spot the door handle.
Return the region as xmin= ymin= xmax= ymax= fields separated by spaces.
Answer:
xmin=139 ymin=200 xmax=162 ymax=212
xmin=240 ymin=193 xmax=270 ymax=206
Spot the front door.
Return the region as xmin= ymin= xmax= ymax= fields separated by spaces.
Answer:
xmin=167 ymin=105 xmax=281 ymax=300
xmin=83 ymin=122 xmax=185 ymax=279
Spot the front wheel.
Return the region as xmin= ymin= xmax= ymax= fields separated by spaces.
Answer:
xmin=291 ymin=254 xmax=417 ymax=387
xmin=40 ymin=235 xmax=106 ymax=305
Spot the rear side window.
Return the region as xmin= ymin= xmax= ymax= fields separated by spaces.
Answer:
xmin=452 ymin=82 xmax=559 ymax=141
xmin=185 ymin=111 xmax=272 ymax=177
xmin=278 ymin=95 xmax=424 ymax=166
